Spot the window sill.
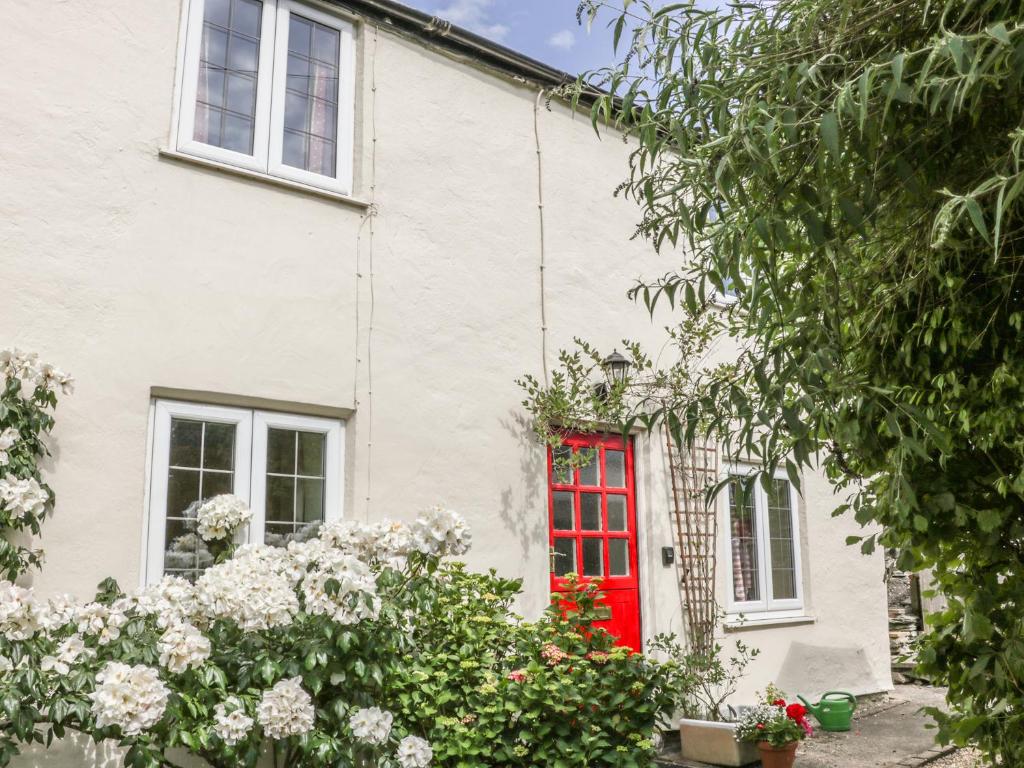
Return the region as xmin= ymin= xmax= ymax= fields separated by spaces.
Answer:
xmin=723 ymin=615 xmax=816 ymax=632
xmin=158 ymin=149 xmax=371 ymax=209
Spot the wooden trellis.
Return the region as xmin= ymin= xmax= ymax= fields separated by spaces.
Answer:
xmin=664 ymin=426 xmax=720 ymax=656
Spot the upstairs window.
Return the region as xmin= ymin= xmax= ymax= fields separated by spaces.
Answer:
xmin=725 ymin=472 xmax=803 ymax=614
xmin=175 ymin=0 xmax=356 ymax=194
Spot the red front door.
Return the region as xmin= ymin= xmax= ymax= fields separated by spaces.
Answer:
xmin=548 ymin=433 xmax=641 ymax=651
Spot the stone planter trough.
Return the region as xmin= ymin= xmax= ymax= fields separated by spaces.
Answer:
xmin=678 ymin=718 xmax=760 ymax=767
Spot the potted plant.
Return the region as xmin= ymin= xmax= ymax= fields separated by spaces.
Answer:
xmin=651 ymin=636 xmax=761 ymax=766
xmin=735 ymin=688 xmax=813 ymax=768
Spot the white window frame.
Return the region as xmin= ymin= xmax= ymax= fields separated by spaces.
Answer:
xmin=144 ymin=399 xmax=344 ymax=584
xmin=250 ymin=410 xmax=343 ymax=543
xmin=172 ymin=0 xmax=357 ymax=195
xmin=721 ymin=466 xmax=804 ymax=617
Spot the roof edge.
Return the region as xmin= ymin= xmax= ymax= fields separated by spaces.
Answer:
xmin=329 ymin=0 xmax=579 ymax=89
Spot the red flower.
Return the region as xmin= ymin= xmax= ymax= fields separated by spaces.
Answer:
xmin=772 ymin=698 xmax=786 ymax=707
xmin=756 ymin=724 xmax=765 ymax=730
xmin=786 ymin=703 xmax=807 ymax=720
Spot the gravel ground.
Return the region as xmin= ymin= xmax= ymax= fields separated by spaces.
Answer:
xmin=926 ymin=749 xmax=986 ymax=768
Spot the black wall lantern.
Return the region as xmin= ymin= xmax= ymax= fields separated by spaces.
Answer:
xmin=602 ymin=349 xmax=631 ymax=387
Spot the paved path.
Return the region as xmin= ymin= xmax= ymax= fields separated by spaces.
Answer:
xmin=658 ymin=685 xmax=951 ymax=768
xmin=798 ymin=685 xmax=947 ymax=768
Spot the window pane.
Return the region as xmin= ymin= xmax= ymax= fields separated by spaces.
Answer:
xmin=582 ymin=539 xmax=603 ymax=577
xmin=264 ymin=522 xmax=298 ymax=548
xmin=767 ymin=479 xmax=797 ymax=600
xmin=203 ymin=423 xmax=235 ymax=470
xmin=204 ymin=0 xmax=231 ymax=28
xmin=553 ymin=538 xmax=576 ymax=577
xmin=164 ymin=517 xmax=213 ymax=575
xmin=580 ymin=493 xmax=602 ymax=531
xmin=226 ymin=73 xmax=256 ymax=115
xmin=288 ymin=15 xmax=312 ymax=57
xmin=194 ymin=0 xmax=262 ymax=154
xmin=169 ymin=419 xmax=202 ymax=467
xmin=233 ymin=0 xmax=262 ymax=37
xmin=607 ymin=495 xmax=627 ymax=531
xmin=313 ymin=24 xmax=339 ymax=63
xmin=298 ymin=431 xmax=325 ymax=476
xmin=729 ymin=480 xmax=760 ymax=602
xmin=201 ymin=470 xmax=233 ymax=499
xmin=198 ymin=65 xmax=225 ymax=108
xmin=297 ymin=478 xmax=324 ymax=522
xmin=283 ymin=15 xmax=340 ymax=177
xmin=605 ymin=450 xmax=625 ymax=488
xmin=167 ymin=468 xmax=200 ymax=516
xmin=552 ymin=491 xmax=574 ymax=531
xmin=267 ymin=428 xmax=295 ymax=474
xmin=266 ymin=475 xmax=294 ymax=523
xmin=578 ymin=450 xmax=599 ymax=486
xmin=609 ymin=539 xmax=629 ymax=576
xmin=222 ymin=114 xmax=254 ymax=153
xmin=551 ymin=446 xmax=573 ymax=485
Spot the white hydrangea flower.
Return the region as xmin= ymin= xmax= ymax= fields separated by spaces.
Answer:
xmin=88 ymin=662 xmax=169 ymax=736
xmin=349 ymin=706 xmax=393 ymax=745
xmin=0 ymin=474 xmax=49 ymax=521
xmin=76 ymin=601 xmax=129 ymax=645
xmin=158 ymin=622 xmax=211 ymax=673
xmin=257 ymin=677 xmax=315 ymax=739
xmin=0 ymin=427 xmax=19 ymax=466
xmin=195 ymin=550 xmax=299 ymax=631
xmin=41 ymin=634 xmax=92 ymax=675
xmin=0 ymin=580 xmax=41 ymax=640
xmin=213 ymin=696 xmax=254 ymax=745
xmin=134 ymin=576 xmax=199 ymax=628
xmin=301 ymin=552 xmax=380 ymax=625
xmin=195 ymin=494 xmax=252 ymax=541
xmin=39 ymin=593 xmax=78 ymax=633
xmin=412 ymin=507 xmax=471 ymax=557
xmin=396 ymin=735 xmax=433 ymax=768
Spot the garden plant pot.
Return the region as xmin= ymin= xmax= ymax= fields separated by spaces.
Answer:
xmin=757 ymin=740 xmax=799 ymax=768
xmin=678 ymin=719 xmax=760 ymax=766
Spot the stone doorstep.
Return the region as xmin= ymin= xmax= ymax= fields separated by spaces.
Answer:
xmin=884 ymin=745 xmax=959 ymax=768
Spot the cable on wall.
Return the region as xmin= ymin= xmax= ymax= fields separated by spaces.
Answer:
xmin=353 ymin=24 xmax=380 ymax=521
xmin=533 ymin=88 xmax=550 ymax=386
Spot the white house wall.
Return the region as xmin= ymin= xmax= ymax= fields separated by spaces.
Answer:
xmin=1 ymin=1 xmax=891 ymax=763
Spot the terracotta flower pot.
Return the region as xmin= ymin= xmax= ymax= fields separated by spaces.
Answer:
xmin=757 ymin=740 xmax=799 ymax=768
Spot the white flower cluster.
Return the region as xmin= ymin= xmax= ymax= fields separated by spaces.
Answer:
xmin=319 ymin=507 xmax=471 ymax=566
xmin=397 ymin=735 xmax=433 ymax=768
xmin=213 ymin=696 xmax=254 ymax=745
xmin=0 ymin=474 xmax=49 ymax=521
xmin=195 ymin=494 xmax=252 ymax=542
xmin=41 ymin=634 xmax=92 ymax=675
xmin=301 ymin=552 xmax=380 ymax=625
xmin=0 ymin=428 xmax=19 ymax=466
xmin=0 ymin=580 xmax=40 ymax=640
xmin=0 ymin=349 xmax=74 ymax=401
xmin=88 ymin=662 xmax=169 ymax=736
xmin=134 ymin=576 xmax=199 ymax=629
xmin=39 ymin=593 xmax=78 ymax=633
xmin=349 ymin=706 xmax=393 ymax=745
xmin=158 ymin=622 xmax=211 ymax=673
xmin=76 ymin=600 xmax=130 ymax=645
xmin=194 ymin=548 xmax=300 ymax=632
xmin=257 ymin=676 xmax=315 ymax=739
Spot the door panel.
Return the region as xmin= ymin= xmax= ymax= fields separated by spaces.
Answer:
xmin=548 ymin=433 xmax=641 ymax=651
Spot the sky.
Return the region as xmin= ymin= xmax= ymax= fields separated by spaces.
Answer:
xmin=397 ymin=0 xmax=719 ymax=76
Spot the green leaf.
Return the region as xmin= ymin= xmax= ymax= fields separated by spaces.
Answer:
xmin=820 ymin=112 xmax=841 ymax=160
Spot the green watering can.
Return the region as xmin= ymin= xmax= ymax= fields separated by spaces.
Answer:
xmin=797 ymin=691 xmax=857 ymax=732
